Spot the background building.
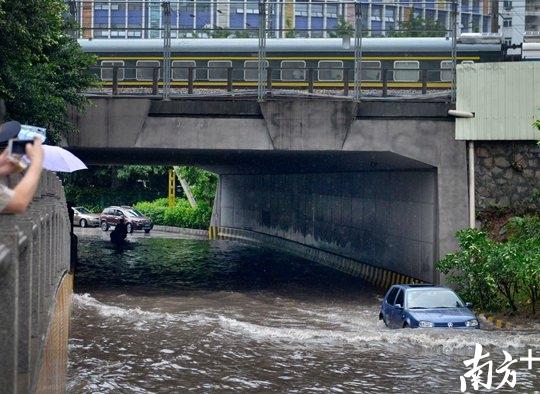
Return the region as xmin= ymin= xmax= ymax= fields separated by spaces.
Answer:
xmin=73 ymin=0 xmax=495 ymax=39
xmin=498 ymin=0 xmax=540 ymax=46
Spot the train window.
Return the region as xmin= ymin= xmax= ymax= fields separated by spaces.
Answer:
xmin=318 ymin=61 xmax=343 ymax=81
xmin=393 ymin=60 xmax=419 ymax=82
xmin=172 ymin=60 xmax=196 ymax=81
xmin=244 ymin=60 xmax=269 ymax=81
xmin=440 ymin=60 xmax=452 ymax=82
xmin=208 ymin=60 xmax=232 ymax=81
xmin=100 ymin=61 xmax=124 ymax=81
xmin=281 ymin=60 xmax=306 ymax=81
xmin=361 ymin=61 xmax=381 ymax=81
xmin=136 ymin=60 xmax=160 ymax=81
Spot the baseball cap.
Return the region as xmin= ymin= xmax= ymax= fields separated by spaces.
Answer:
xmin=0 ymin=121 xmax=21 ymax=144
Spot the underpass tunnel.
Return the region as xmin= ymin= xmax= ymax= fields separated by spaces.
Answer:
xmin=204 ymin=151 xmax=439 ymax=284
xmin=72 ymin=148 xmax=440 ymax=284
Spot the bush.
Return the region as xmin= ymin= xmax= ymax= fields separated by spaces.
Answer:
xmin=134 ymin=198 xmax=212 ymax=230
xmin=437 ymin=216 xmax=540 ymax=315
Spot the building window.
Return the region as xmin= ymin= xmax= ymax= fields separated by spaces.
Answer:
xmin=503 ymin=18 xmax=512 ymax=27
xmin=361 ymin=61 xmax=381 ymax=81
xmin=172 ymin=61 xmax=196 ymax=81
xmin=100 ymin=61 xmax=124 ymax=81
xmin=393 ymin=60 xmax=419 ymax=82
xmin=280 ymin=60 xmax=306 ymax=81
xmin=295 ymin=3 xmax=308 ymax=16
xmin=136 ymin=60 xmax=160 ymax=81
xmin=208 ymin=60 xmax=232 ymax=81
xmin=244 ymin=60 xmax=268 ymax=81
xmin=503 ymin=1 xmax=512 ymax=10
xmin=505 ymin=37 xmax=512 ymax=46
xmin=318 ymin=61 xmax=343 ymax=81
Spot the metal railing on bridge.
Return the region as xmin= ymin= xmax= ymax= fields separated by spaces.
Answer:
xmin=0 ymin=172 xmax=71 ymax=393
xmin=67 ymin=0 xmax=461 ymax=102
xmin=88 ymin=64 xmax=455 ymax=98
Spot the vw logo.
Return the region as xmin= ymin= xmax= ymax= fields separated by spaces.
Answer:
xmin=448 ymin=322 xmax=453 ymax=327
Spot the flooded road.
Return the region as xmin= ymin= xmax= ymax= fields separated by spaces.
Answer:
xmin=69 ymin=230 xmax=540 ymax=393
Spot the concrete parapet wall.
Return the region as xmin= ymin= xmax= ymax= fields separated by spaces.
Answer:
xmin=0 ymin=172 xmax=71 ymax=394
xmin=209 ymin=226 xmax=424 ymax=290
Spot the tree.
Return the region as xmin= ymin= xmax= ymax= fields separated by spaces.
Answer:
xmin=206 ymin=26 xmax=231 ymax=38
xmin=0 ymin=0 xmax=96 ymax=143
xmin=329 ymin=18 xmax=354 ymax=38
xmin=285 ymin=18 xmax=297 ymax=38
xmin=390 ymin=16 xmax=447 ymax=38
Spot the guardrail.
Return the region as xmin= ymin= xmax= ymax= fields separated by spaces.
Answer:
xmin=0 ymin=172 xmax=71 ymax=394
xmin=88 ymin=64 xmax=453 ymax=97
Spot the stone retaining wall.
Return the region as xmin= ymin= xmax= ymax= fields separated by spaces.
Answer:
xmin=475 ymin=141 xmax=540 ymax=211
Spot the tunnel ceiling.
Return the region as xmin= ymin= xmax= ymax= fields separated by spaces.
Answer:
xmin=69 ymin=148 xmax=435 ymax=174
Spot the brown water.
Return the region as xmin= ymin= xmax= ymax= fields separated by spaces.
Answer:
xmin=68 ymin=231 xmax=540 ymax=393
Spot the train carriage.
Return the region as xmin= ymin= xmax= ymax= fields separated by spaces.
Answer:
xmin=79 ymin=36 xmax=504 ymax=91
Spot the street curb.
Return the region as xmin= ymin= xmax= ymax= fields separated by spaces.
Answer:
xmin=479 ymin=313 xmax=515 ymax=330
xmin=153 ymin=225 xmax=208 ymax=237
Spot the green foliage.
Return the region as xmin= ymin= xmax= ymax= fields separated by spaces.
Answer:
xmin=175 ymin=166 xmax=217 ymax=206
xmin=61 ymin=165 xmax=168 ymax=212
xmin=390 ymin=16 xmax=446 ymax=38
xmin=207 ymin=27 xmax=230 ymax=38
xmin=285 ymin=18 xmax=297 ymax=38
xmin=134 ymin=198 xmax=212 ymax=229
xmin=0 ymin=0 xmax=97 ymax=143
xmin=437 ymin=216 xmax=540 ymax=314
xmin=329 ymin=18 xmax=354 ymax=38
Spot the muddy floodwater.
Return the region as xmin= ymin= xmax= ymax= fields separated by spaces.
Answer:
xmin=68 ymin=230 xmax=540 ymax=393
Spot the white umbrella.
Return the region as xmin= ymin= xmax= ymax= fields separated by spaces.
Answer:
xmin=40 ymin=145 xmax=87 ymax=173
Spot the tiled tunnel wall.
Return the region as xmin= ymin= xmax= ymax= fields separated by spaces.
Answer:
xmin=219 ymin=170 xmax=438 ymax=283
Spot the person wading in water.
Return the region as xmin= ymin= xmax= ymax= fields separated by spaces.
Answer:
xmin=110 ymin=217 xmax=128 ymax=249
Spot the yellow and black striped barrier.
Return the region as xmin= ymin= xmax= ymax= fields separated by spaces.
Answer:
xmin=208 ymin=226 xmax=425 ymax=289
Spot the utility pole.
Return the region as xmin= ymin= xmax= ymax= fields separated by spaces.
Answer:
xmin=258 ymin=0 xmax=267 ymax=102
xmin=451 ymin=0 xmax=458 ymax=103
xmin=353 ymin=1 xmax=363 ymax=102
xmin=162 ymin=1 xmax=172 ymax=100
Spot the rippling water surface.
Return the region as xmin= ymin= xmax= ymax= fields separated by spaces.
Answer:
xmin=69 ymin=231 xmax=540 ymax=393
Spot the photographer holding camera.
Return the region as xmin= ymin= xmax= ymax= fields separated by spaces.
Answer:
xmin=0 ymin=127 xmax=44 ymax=214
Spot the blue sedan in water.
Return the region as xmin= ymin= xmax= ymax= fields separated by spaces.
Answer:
xmin=379 ymin=284 xmax=480 ymax=329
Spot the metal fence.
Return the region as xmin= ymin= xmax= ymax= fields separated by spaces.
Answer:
xmin=0 ymin=172 xmax=71 ymax=394
xmin=88 ymin=64 xmax=455 ymax=97
xmin=68 ymin=0 xmax=460 ymax=101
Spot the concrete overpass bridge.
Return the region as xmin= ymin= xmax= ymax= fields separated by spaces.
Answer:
xmin=67 ymin=94 xmax=467 ymax=285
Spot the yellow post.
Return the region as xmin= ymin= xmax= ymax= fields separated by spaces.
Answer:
xmin=168 ymin=169 xmax=175 ymax=207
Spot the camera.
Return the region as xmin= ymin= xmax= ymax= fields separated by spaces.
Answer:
xmin=8 ymin=139 xmax=33 ymax=156
xmin=7 ymin=139 xmax=33 ymax=171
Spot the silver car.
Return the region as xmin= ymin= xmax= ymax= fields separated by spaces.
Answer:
xmin=73 ymin=206 xmax=100 ymax=228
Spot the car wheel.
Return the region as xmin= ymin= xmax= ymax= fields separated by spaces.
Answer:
xmin=101 ymin=221 xmax=109 ymax=231
xmin=126 ymin=223 xmax=133 ymax=233
xmin=144 ymin=229 xmax=151 ymax=234
xmin=403 ymin=322 xmax=409 ymax=329
xmin=80 ymin=219 xmax=87 ymax=228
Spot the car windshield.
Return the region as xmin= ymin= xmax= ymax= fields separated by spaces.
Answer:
xmin=123 ymin=209 xmax=141 ymax=217
xmin=76 ymin=207 xmax=91 ymax=214
xmin=406 ymin=289 xmax=464 ymax=309
xmin=130 ymin=209 xmax=144 ymax=217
